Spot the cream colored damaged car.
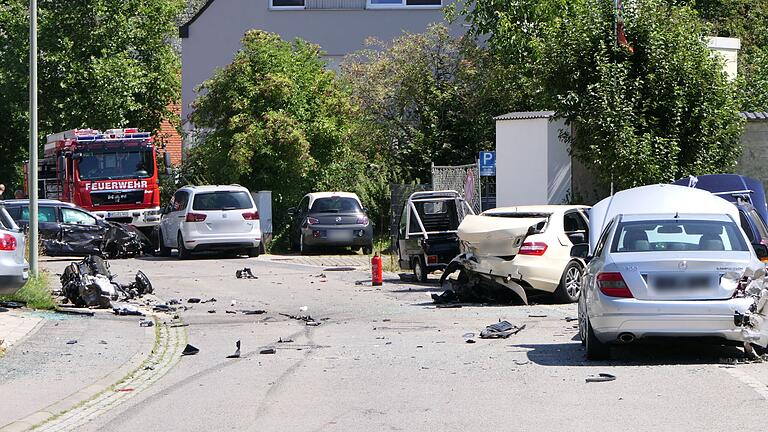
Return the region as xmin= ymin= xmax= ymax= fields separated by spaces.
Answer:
xmin=442 ymin=205 xmax=590 ymax=303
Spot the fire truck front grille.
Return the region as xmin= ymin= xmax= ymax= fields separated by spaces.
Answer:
xmin=90 ymin=190 xmax=145 ymax=207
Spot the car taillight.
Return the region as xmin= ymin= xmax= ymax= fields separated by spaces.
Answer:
xmin=597 ymin=272 xmax=633 ymax=298
xmin=519 ymin=242 xmax=548 ymax=256
xmin=307 ymin=217 xmax=319 ymax=225
xmin=185 ymin=213 xmax=207 ymax=222
xmin=242 ymin=211 xmax=259 ymax=220
xmin=356 ymin=216 xmax=369 ymax=226
xmin=0 ymin=234 xmax=17 ymax=251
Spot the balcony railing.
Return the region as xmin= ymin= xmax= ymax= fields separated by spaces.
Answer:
xmin=305 ymin=0 xmax=366 ymax=9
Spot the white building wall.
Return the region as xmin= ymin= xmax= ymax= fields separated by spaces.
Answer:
xmin=546 ymin=118 xmax=571 ymax=204
xmin=495 ymin=118 xmax=550 ymax=206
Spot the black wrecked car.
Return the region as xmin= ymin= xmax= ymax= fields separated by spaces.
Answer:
xmin=4 ymin=199 xmax=151 ymax=258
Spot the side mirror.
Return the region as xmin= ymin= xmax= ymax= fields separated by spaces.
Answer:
xmin=570 ymin=243 xmax=590 ymax=260
xmin=753 ymin=243 xmax=768 ymax=262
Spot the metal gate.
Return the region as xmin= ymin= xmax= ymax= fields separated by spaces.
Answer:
xmin=431 ymin=162 xmax=482 ymax=214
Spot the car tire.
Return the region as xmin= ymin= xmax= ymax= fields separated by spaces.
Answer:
xmin=554 ymin=261 xmax=583 ymax=303
xmin=248 ymin=247 xmax=260 ymax=257
xmin=177 ymin=233 xmax=191 ymax=260
xmin=158 ymin=230 xmax=171 ymax=257
xmin=300 ymin=235 xmax=312 ymax=256
xmin=413 ymin=257 xmax=428 ymax=283
xmin=586 ymin=317 xmax=610 ymax=360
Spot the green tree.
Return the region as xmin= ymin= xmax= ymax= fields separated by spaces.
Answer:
xmin=540 ymin=0 xmax=743 ymax=189
xmin=186 ymin=30 xmax=381 ymax=242
xmin=0 ymin=0 xmax=183 ymax=189
xmin=341 ymin=24 xmax=513 ymax=182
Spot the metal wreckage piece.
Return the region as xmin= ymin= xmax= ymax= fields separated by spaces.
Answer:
xmin=60 ymin=255 xmax=154 ymax=308
xmin=44 ymin=222 xmax=153 ymax=259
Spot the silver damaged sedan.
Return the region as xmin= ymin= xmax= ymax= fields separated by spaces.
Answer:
xmin=578 ymin=185 xmax=768 ymax=360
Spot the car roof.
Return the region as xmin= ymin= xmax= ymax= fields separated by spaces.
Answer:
xmin=306 ymin=192 xmax=360 ymax=200
xmin=619 ymin=213 xmax=734 ymax=223
xmin=483 ymin=205 xmax=588 ymax=215
xmin=181 ymin=185 xmax=250 ymax=193
xmin=2 ymin=199 xmax=76 ymax=207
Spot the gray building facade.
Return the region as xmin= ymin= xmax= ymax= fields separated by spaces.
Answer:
xmin=180 ymin=0 xmax=455 ymax=145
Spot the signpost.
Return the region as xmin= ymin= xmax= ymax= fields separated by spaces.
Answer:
xmin=479 ymin=151 xmax=496 ymax=177
xmin=29 ymin=0 xmax=38 ymax=276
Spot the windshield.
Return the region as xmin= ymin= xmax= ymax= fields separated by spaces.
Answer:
xmin=310 ymin=197 xmax=362 ymax=213
xmin=192 ymin=191 xmax=253 ymax=211
xmin=78 ymin=149 xmax=155 ymax=180
xmin=611 ymin=219 xmax=748 ymax=252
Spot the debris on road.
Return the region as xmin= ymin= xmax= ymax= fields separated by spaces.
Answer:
xmin=528 ymin=314 xmax=547 ymax=318
xmin=66 ymin=340 xmax=77 ymax=345
xmin=201 ymin=298 xmax=217 ymax=303
xmin=306 ymin=321 xmax=321 ymax=327
xmin=236 ymin=268 xmax=257 ymax=279
xmin=278 ymin=337 xmax=293 ymax=343
xmin=188 ymin=298 xmax=201 ymax=303
xmin=0 ymin=301 xmax=23 ymax=308
xmin=226 ymin=310 xmax=237 ymax=314
xmin=260 ymin=347 xmax=276 ymax=355
xmin=242 ymin=310 xmax=266 ymax=315
xmin=564 ymin=317 xmax=578 ymax=322
xmin=182 ymin=344 xmax=200 ymax=356
xmin=466 ymin=339 xmax=476 ymax=344
xmin=113 ymin=305 xmax=144 ymax=316
xmin=479 ymin=321 xmax=525 ymax=339
xmin=139 ymin=319 xmax=154 ymax=327
xmin=226 ymin=340 xmax=241 ymax=358
xmin=207 ymin=310 xmax=216 ymax=314
xmin=586 ymin=373 xmax=616 ymax=383
xmin=59 ymin=255 xmax=155 ymax=308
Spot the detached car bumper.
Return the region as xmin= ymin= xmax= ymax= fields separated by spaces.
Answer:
xmin=589 ymin=296 xmax=756 ymax=344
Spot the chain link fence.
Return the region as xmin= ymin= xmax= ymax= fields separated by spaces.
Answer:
xmin=431 ymin=162 xmax=482 ymax=214
xmin=389 ymin=183 xmax=429 ymax=244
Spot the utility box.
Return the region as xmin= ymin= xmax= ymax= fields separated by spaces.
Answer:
xmin=254 ymin=190 xmax=273 ymax=251
xmin=494 ymin=111 xmax=572 ymax=206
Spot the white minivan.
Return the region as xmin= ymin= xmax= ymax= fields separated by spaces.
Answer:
xmin=158 ymin=185 xmax=261 ymax=259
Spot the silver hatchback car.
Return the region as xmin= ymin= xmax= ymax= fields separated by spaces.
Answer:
xmin=0 ymin=205 xmax=29 ymax=295
xmin=578 ymin=185 xmax=768 ymax=360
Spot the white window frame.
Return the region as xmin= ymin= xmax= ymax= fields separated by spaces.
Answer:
xmin=366 ymin=0 xmax=442 ymax=9
xmin=269 ymin=0 xmax=306 ymax=10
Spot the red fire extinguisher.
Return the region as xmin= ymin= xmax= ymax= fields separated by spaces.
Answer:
xmin=371 ymin=253 xmax=383 ymax=286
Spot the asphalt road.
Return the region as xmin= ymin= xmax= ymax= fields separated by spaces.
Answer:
xmin=22 ymin=254 xmax=768 ymax=431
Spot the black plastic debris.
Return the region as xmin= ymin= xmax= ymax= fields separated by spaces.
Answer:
xmin=260 ymin=347 xmax=276 ymax=355
xmin=466 ymin=339 xmax=476 ymax=344
xmin=226 ymin=310 xmax=237 ymax=314
xmin=479 ymin=321 xmax=525 ymax=339
xmin=586 ymin=373 xmax=616 ymax=383
xmin=277 ymin=337 xmax=293 ymax=343
xmin=153 ymin=304 xmax=173 ymax=313
xmin=66 ymin=339 xmax=77 ymax=345
xmin=201 ymin=298 xmax=217 ymax=303
xmin=236 ymin=268 xmax=257 ymax=279
xmin=188 ymin=298 xmax=201 ymax=303
xmin=528 ymin=314 xmax=547 ymax=318
xmin=139 ymin=319 xmax=154 ymax=327
xmin=181 ymin=344 xmax=200 ymax=356
xmin=227 ymin=340 xmax=241 ymax=359
xmin=0 ymin=301 xmax=23 ymax=308
xmin=113 ymin=305 xmax=144 ymax=316
xmin=168 ymin=299 xmax=181 ymax=305
xmin=207 ymin=310 xmax=216 ymax=314
xmin=242 ymin=310 xmax=266 ymax=315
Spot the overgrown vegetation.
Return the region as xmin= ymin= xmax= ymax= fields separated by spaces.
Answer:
xmin=0 ymin=272 xmax=55 ymax=310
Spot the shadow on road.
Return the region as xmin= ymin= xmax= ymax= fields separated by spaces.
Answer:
xmin=516 ymin=340 xmax=746 ymax=367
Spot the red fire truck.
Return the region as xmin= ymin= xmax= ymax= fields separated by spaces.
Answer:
xmin=26 ymin=128 xmax=169 ymax=235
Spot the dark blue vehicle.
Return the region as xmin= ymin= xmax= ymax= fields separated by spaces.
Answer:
xmin=673 ymin=174 xmax=768 ymax=247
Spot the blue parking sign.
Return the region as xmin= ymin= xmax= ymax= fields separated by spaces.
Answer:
xmin=479 ymin=151 xmax=495 ymax=176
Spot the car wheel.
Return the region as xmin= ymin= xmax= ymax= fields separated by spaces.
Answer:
xmin=300 ymin=235 xmax=312 ymax=256
xmin=177 ymin=233 xmax=191 ymax=260
xmin=413 ymin=257 xmax=428 ymax=283
xmin=585 ymin=316 xmax=610 ymax=360
xmin=248 ymin=247 xmax=260 ymax=257
xmin=158 ymin=230 xmax=171 ymax=257
xmin=554 ymin=261 xmax=583 ymax=303
xmin=362 ymin=245 xmax=373 ymax=255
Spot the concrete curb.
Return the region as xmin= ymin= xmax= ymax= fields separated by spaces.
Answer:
xmin=0 ymin=320 xmax=159 ymax=432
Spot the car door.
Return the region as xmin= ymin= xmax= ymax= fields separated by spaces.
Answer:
xmin=163 ymin=191 xmax=189 ymax=247
xmin=60 ymin=207 xmax=107 ymax=255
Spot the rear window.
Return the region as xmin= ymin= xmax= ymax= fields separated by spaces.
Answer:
xmin=311 ymin=197 xmax=361 ymax=213
xmin=192 ymin=191 xmax=253 ymax=211
xmin=611 ymin=220 xmax=748 ymax=253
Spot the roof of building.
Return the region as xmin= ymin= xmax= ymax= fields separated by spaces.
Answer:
xmin=494 ymin=111 xmax=557 ymax=121
xmin=741 ymin=112 xmax=768 ymax=121
xmin=179 ymin=0 xmax=215 ymax=38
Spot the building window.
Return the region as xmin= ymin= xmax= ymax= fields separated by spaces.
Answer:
xmin=367 ymin=0 xmax=441 ymax=8
xmin=271 ymin=0 xmax=305 ymax=8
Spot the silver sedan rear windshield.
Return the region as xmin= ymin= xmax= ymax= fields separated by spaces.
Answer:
xmin=611 ymin=219 xmax=748 ymax=253
xmin=192 ymin=191 xmax=253 ymax=211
